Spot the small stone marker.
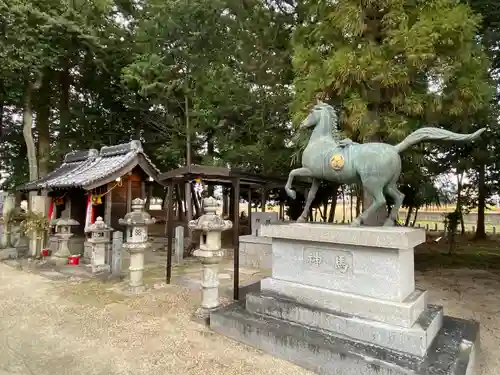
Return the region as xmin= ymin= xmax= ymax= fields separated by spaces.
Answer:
xmin=111 ymin=231 xmax=123 ymax=277
xmin=88 ymin=217 xmax=112 ymax=274
xmin=174 ymin=226 xmax=184 ymax=264
xmin=250 ymin=212 xmax=278 ymax=236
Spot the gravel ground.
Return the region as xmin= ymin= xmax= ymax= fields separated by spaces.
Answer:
xmin=0 ymin=263 xmax=498 ymax=375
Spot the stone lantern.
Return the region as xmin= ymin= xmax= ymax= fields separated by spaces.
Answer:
xmin=51 ymin=218 xmax=80 ymax=265
xmin=119 ymin=198 xmax=155 ymax=293
xmin=87 ymin=216 xmax=112 ymax=273
xmin=188 ymin=196 xmax=232 ymax=319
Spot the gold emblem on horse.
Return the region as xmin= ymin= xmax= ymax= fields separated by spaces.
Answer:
xmin=330 ymin=154 xmax=345 ymax=170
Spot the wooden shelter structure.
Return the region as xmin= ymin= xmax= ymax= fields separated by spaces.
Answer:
xmin=158 ymin=165 xmax=307 ymax=300
xmin=17 ymin=141 xmax=164 ymax=252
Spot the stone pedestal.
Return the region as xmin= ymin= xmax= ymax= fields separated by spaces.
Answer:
xmin=189 ymin=197 xmax=232 ymax=321
xmin=239 ymin=235 xmax=272 ymax=270
xmin=119 ymin=198 xmax=155 ymax=293
xmin=211 ymin=223 xmax=478 ymax=375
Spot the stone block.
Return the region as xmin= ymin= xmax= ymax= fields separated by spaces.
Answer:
xmin=251 ymin=212 xmax=279 ymax=236
xmin=259 ymin=224 xmax=425 ymax=302
xmin=246 ymin=292 xmax=443 ymax=357
xmin=174 ymin=226 xmax=184 ymax=264
xmin=259 ymin=223 xmax=426 ymax=250
xmin=261 ymin=278 xmax=426 ymax=328
xmin=210 ymin=302 xmax=478 ymax=375
xmin=239 ymin=235 xmax=272 ymax=270
xmin=271 ymin=237 xmax=414 ymax=302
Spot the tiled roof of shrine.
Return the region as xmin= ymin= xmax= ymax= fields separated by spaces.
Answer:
xmin=18 ymin=140 xmax=162 ymax=191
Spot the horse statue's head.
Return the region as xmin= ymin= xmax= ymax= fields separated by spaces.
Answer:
xmin=300 ymin=101 xmax=338 ymax=129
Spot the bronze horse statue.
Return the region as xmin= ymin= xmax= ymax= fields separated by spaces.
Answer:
xmin=285 ymin=102 xmax=485 ymax=226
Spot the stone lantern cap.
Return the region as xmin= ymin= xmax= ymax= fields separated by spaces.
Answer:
xmin=88 ymin=216 xmax=113 ymax=232
xmin=188 ymin=197 xmax=233 ymax=232
xmin=119 ymin=198 xmax=156 ymax=227
xmin=55 ymin=218 xmax=80 ymax=227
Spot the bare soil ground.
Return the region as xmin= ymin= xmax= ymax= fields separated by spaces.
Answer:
xmin=0 ymin=255 xmax=499 ymax=375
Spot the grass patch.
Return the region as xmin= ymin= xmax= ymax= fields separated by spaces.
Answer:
xmin=415 ymin=252 xmax=500 ymax=271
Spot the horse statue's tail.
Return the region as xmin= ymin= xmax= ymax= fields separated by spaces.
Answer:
xmin=394 ymin=127 xmax=486 ymax=154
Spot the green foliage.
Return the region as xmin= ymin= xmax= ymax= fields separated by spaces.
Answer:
xmin=292 ymin=0 xmax=492 ymax=137
xmin=291 ymin=0 xmax=495 ymax=210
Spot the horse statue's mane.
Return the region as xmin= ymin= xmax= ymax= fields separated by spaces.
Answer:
xmin=316 ymin=102 xmax=341 ymax=141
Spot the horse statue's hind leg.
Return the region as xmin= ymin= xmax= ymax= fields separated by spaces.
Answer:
xmin=351 ymin=180 xmax=387 ymax=227
xmin=296 ymin=178 xmax=320 ymax=222
xmin=383 ymin=178 xmax=405 ymax=226
xmin=285 ymin=167 xmax=313 ymax=200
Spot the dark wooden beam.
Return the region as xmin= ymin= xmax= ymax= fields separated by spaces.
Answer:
xmin=233 ymin=177 xmax=241 ymax=300
xmin=247 ymin=187 xmax=252 ymax=235
xmin=165 ymin=181 xmax=174 ymax=284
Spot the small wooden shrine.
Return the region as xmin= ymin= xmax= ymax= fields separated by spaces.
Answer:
xmin=17 ymin=140 xmax=163 ymax=256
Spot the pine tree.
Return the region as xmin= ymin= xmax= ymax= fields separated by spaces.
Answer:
xmin=292 ymin=0 xmax=493 ymax=142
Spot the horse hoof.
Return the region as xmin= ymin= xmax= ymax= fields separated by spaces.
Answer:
xmin=287 ymin=190 xmax=296 ymax=200
xmin=296 ymin=216 xmax=307 ymax=223
xmin=350 ymin=219 xmax=361 ymax=227
xmin=383 ymin=219 xmax=395 ymax=227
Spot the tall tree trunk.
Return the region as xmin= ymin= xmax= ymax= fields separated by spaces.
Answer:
xmin=328 ymin=198 xmax=337 ymax=222
xmin=23 ymin=78 xmax=40 ymax=183
xmin=0 ymin=79 xmax=4 ymax=141
xmin=474 ymin=163 xmax=487 ymax=240
xmin=36 ymin=73 xmax=51 ymax=178
xmin=350 ymin=186 xmax=354 ymax=222
xmin=405 ymin=206 xmax=413 ymax=226
xmin=59 ymin=58 xmax=70 ymax=149
xmin=456 ymin=171 xmax=465 ymax=234
xmin=342 ymin=187 xmax=346 ymax=223
xmin=356 ymin=185 xmax=362 ymax=216
xmin=411 ymin=207 xmax=419 ymax=227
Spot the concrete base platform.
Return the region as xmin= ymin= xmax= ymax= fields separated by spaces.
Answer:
xmin=246 ymin=292 xmax=443 ymax=357
xmin=211 ymin=302 xmax=478 ymax=375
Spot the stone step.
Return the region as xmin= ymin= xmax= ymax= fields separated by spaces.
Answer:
xmin=210 ymin=302 xmax=478 ymax=375
xmin=261 ymin=277 xmax=427 ymax=328
xmin=246 ymin=291 xmax=442 ymax=357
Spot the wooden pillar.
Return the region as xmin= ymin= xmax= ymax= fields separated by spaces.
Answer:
xmin=175 ymin=184 xmax=183 ymax=221
xmin=141 ymin=180 xmax=146 ymax=199
xmin=232 ymin=178 xmax=241 ymax=300
xmin=185 ymin=181 xmax=193 ymax=222
xmin=247 ymin=187 xmax=252 ymax=235
xmin=165 ymin=181 xmax=174 ymax=284
xmin=261 ymin=187 xmax=267 ymax=212
xmin=66 ymin=196 xmax=72 ymax=218
xmin=222 ymin=187 xmax=229 ymax=216
xmin=145 ymin=183 xmax=153 ymax=210
xmin=104 ymin=183 xmax=112 ymax=226
xmin=126 ymin=175 xmax=132 ymax=213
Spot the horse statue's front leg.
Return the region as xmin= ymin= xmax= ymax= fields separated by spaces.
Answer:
xmin=285 ymin=167 xmax=313 ymax=200
xmin=296 ymin=178 xmax=320 ymax=222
